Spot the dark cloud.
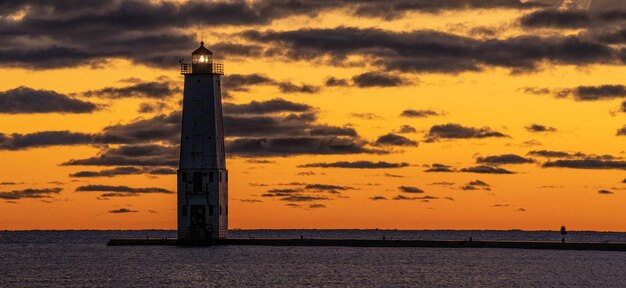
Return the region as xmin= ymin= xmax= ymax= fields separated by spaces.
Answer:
xmin=109 ymin=208 xmax=138 ymax=213
xmin=460 ymin=166 xmax=515 ymax=174
xmin=0 ymin=188 xmax=62 ymax=200
xmin=520 ymin=10 xmax=591 ymax=29
xmin=277 ymin=82 xmax=320 ymax=94
xmin=0 ymin=86 xmax=98 ymax=114
xmin=242 ymin=27 xmax=618 ymax=74
xmin=384 ymin=173 xmax=405 ymax=178
xmin=526 ymin=123 xmax=557 ymax=133
xmin=349 ymin=113 xmax=383 ymax=120
xmin=0 ymin=131 xmax=93 ymax=150
xmin=308 ymin=203 xmax=326 ymax=209
xmin=425 ymin=123 xmax=507 ymax=142
xmin=352 ymin=72 xmax=409 ymax=87
xmin=374 ymin=133 xmax=418 ymax=147
xmin=617 ymin=126 xmax=626 ymax=136
xmin=309 ymin=126 xmax=358 ymax=137
xmin=69 ymin=166 xmax=176 ymax=178
xmin=519 ymin=9 xmax=626 ymax=30
xmin=396 ymin=125 xmax=417 ymax=134
xmin=138 ymin=102 xmax=169 ymax=113
xmin=351 ymin=0 xmax=542 ymax=18
xmin=240 ymin=199 xmax=263 ymax=203
xmin=568 ymin=85 xmax=626 ymax=101
xmin=278 ymin=195 xmax=330 ymax=202
xmin=370 ymin=196 xmax=387 ymax=200
xmin=246 ymin=159 xmax=276 ymax=164
xmin=461 ymin=180 xmax=491 ymax=191
xmin=298 ymin=161 xmax=409 ymax=169
xmin=222 ymin=74 xmax=276 ymax=92
xmin=223 ymin=98 xmax=313 ymax=114
xmin=325 ymin=77 xmax=350 ymax=87
xmin=399 ymin=186 xmax=424 ymax=193
xmin=400 ymin=109 xmax=439 ymax=118
xmin=97 ymin=112 xmax=181 ymax=144
xmin=392 ymin=195 xmax=438 ymax=201
xmin=543 ymin=159 xmax=626 ymax=170
xmin=528 ymin=150 xmax=620 ymax=161
xmin=82 ymin=81 xmax=179 ymax=99
xmin=227 ymin=137 xmax=381 ymax=157
xmin=304 ymin=184 xmax=353 ymax=192
xmin=621 ymin=101 xmax=626 ymax=112
xmin=476 ymin=154 xmax=534 ymax=165
xmin=77 ymin=185 xmax=172 ymax=199
xmin=62 ymin=144 xmax=179 ymax=167
xmin=598 ymin=189 xmax=614 ymax=195
xmin=424 ymin=163 xmax=456 ymax=173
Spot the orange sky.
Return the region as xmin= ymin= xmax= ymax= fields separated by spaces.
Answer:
xmin=0 ymin=0 xmax=625 ymax=231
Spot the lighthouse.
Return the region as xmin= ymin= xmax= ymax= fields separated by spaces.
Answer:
xmin=177 ymin=42 xmax=228 ymax=242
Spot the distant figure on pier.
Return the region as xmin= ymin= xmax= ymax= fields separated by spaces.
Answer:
xmin=383 ymin=236 xmax=386 ymax=240
xmin=469 ymin=237 xmax=473 ymax=242
xmin=560 ymin=226 xmax=568 ymax=243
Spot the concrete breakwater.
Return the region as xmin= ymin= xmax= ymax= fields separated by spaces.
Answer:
xmin=107 ymin=238 xmax=626 ymax=251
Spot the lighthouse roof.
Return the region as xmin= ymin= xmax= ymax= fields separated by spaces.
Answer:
xmin=192 ymin=42 xmax=213 ymax=55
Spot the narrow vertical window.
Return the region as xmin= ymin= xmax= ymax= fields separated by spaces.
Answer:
xmin=219 ymin=205 xmax=222 ymax=215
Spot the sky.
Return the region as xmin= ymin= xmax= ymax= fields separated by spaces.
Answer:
xmin=0 ymin=0 xmax=625 ymax=231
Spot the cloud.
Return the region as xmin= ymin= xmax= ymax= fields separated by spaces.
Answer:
xmin=223 ymin=98 xmax=313 ymax=114
xmin=598 ymin=189 xmax=614 ymax=195
xmin=399 ymin=186 xmax=424 ymax=193
xmin=298 ymin=161 xmax=409 ymax=169
xmin=78 ymin=185 xmax=173 ymax=199
xmin=242 ymin=27 xmax=618 ymax=74
xmin=543 ymin=159 xmax=626 ymax=170
xmin=325 ymin=77 xmax=350 ymax=87
xmin=461 ymin=180 xmax=491 ymax=191
xmin=226 ymin=137 xmax=382 ymax=157
xmin=138 ymin=102 xmax=169 ymax=113
xmin=109 ymin=208 xmax=138 ymax=213
xmin=309 ymin=126 xmax=358 ymax=137
xmin=240 ymin=199 xmax=263 ymax=203
xmin=550 ymin=85 xmax=626 ymax=101
xmin=69 ymin=166 xmax=176 ymax=178
xmin=392 ymin=194 xmax=438 ymax=201
xmin=424 ymin=163 xmax=456 ymax=173
xmin=0 ymin=131 xmax=94 ymax=150
xmin=476 ymin=154 xmax=534 ymax=165
xmin=0 ymin=86 xmax=98 ymax=114
xmin=222 ymin=74 xmax=275 ymax=92
xmin=82 ymin=81 xmax=180 ymax=99
xmin=304 ymin=184 xmax=353 ymax=192
xmin=374 ymin=133 xmax=418 ymax=147
xmin=618 ymin=126 xmax=626 ymax=136
xmin=277 ymin=82 xmax=320 ymax=94
xmin=62 ymin=144 xmax=179 ymax=167
xmin=520 ymin=9 xmax=591 ymax=29
xmin=396 ymin=125 xmax=417 ymax=134
xmin=370 ymin=196 xmax=388 ymax=200
xmin=308 ymin=203 xmax=326 ymax=209
xmin=349 ymin=113 xmax=383 ymax=120
xmin=526 ymin=123 xmax=557 ymax=133
xmin=352 ymin=72 xmax=410 ymax=87
xmin=621 ymin=101 xmax=626 ymax=112
xmin=0 ymin=188 xmax=62 ymax=200
xmin=400 ymin=109 xmax=440 ymax=118
xmin=425 ymin=123 xmax=507 ymax=141
xmin=460 ymin=165 xmax=515 ymax=174
xmin=246 ymin=159 xmax=276 ymax=164
xmin=384 ymin=173 xmax=405 ymax=178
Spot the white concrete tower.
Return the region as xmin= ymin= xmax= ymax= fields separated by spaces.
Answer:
xmin=177 ymin=42 xmax=228 ymax=242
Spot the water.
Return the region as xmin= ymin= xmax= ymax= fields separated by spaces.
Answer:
xmin=2 ymin=230 xmax=626 ymax=287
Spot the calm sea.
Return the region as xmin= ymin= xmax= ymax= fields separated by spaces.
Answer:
xmin=1 ymin=230 xmax=625 ymax=287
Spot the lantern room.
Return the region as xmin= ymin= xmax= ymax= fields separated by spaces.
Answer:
xmin=180 ymin=42 xmax=224 ymax=75
xmin=192 ymin=41 xmax=213 ymax=64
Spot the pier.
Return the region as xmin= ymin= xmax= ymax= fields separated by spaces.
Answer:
xmin=107 ymin=238 xmax=626 ymax=252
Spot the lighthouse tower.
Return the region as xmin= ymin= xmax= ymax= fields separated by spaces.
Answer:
xmin=177 ymin=42 xmax=228 ymax=242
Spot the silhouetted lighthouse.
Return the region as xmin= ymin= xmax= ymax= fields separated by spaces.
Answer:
xmin=177 ymin=42 xmax=228 ymax=241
